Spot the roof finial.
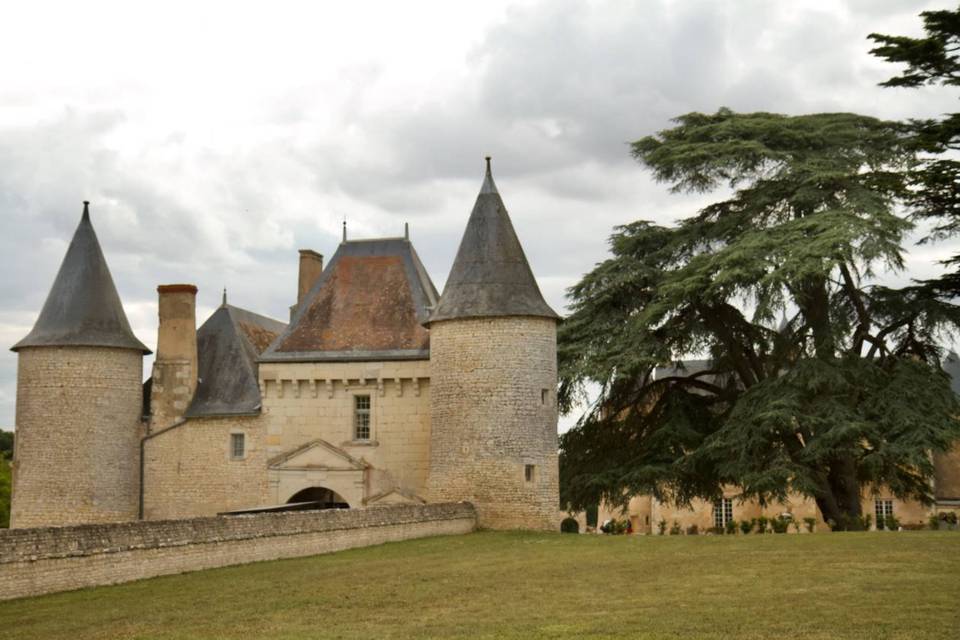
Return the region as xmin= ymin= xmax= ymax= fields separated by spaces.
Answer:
xmin=82 ymin=200 xmax=90 ymax=221
xmin=404 ymin=222 xmax=409 ymax=241
xmin=342 ymin=217 xmax=347 ymax=242
xmin=222 ymin=287 xmax=227 ymax=307
xmin=480 ymin=156 xmax=498 ymax=194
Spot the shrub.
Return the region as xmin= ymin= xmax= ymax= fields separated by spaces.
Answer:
xmin=755 ymin=516 xmax=769 ymax=534
xmin=686 ymin=524 xmax=699 ymax=536
xmin=724 ymin=519 xmax=738 ymax=535
xmin=791 ymin=520 xmax=802 ymax=533
xmin=929 ymin=514 xmax=942 ymax=530
xmin=860 ymin=514 xmax=873 ymax=531
xmin=771 ymin=517 xmax=789 ymax=534
xmin=657 ymin=519 xmax=667 ymax=535
xmin=669 ymin=521 xmax=682 ymax=536
xmin=803 ymin=517 xmax=816 ymax=533
xmin=560 ymin=517 xmax=579 ymax=534
xmin=739 ymin=519 xmax=753 ymax=535
xmin=883 ymin=515 xmax=900 ymax=531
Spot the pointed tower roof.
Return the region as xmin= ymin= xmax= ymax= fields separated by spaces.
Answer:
xmin=426 ymin=158 xmax=558 ymax=325
xmin=185 ymin=304 xmax=285 ymax=417
xmin=12 ymin=202 xmax=150 ymax=353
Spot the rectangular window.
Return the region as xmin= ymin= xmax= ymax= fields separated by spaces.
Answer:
xmin=354 ymin=395 xmax=371 ymax=440
xmin=541 ymin=389 xmax=549 ymax=405
xmin=713 ymin=498 xmax=733 ymax=529
xmin=524 ymin=464 xmax=536 ymax=483
xmin=875 ymin=499 xmax=894 ymax=530
xmin=230 ymin=433 xmax=245 ymax=460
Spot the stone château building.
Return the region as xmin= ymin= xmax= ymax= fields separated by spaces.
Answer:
xmin=9 ymin=160 xmax=561 ymax=531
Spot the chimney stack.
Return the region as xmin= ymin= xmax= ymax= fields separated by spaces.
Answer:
xmin=150 ymin=284 xmax=198 ymax=428
xmin=297 ymin=249 xmax=324 ymax=307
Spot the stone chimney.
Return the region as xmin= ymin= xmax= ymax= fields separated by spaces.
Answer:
xmin=150 ymin=284 xmax=198 ymax=429
xmin=290 ymin=249 xmax=323 ymax=320
xmin=298 ymin=249 xmax=323 ymax=306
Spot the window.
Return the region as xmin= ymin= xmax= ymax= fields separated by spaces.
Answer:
xmin=713 ymin=498 xmax=733 ymax=529
xmin=230 ymin=433 xmax=245 ymax=460
xmin=875 ymin=499 xmax=894 ymax=530
xmin=354 ymin=395 xmax=371 ymax=440
xmin=524 ymin=464 xmax=536 ymax=483
xmin=541 ymin=389 xmax=549 ymax=405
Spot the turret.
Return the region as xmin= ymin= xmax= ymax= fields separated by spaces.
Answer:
xmin=426 ymin=159 xmax=560 ymax=530
xmin=10 ymin=202 xmax=149 ymax=527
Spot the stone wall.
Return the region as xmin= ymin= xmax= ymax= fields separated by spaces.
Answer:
xmin=142 ymin=415 xmax=270 ymax=520
xmin=0 ymin=502 xmax=476 ymax=601
xmin=428 ymin=317 xmax=560 ymax=530
xmin=11 ymin=346 xmax=143 ymax=528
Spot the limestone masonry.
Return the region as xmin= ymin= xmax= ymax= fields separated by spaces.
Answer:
xmin=8 ymin=161 xmax=561 ymax=533
xmin=0 ymin=502 xmax=476 ymax=600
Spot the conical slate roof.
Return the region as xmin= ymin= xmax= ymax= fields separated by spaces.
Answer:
xmin=426 ymin=159 xmax=558 ymax=325
xmin=11 ymin=202 xmax=150 ymax=354
xmin=185 ymin=303 xmax=285 ymax=417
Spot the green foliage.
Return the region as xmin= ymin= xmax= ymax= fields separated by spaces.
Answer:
xmin=724 ymin=518 xmax=738 ymax=535
xmin=755 ymin=516 xmax=769 ymax=534
xmin=0 ymin=454 xmax=10 ymax=529
xmin=560 ymin=517 xmax=579 ymax=534
xmin=739 ymin=519 xmax=753 ymax=535
xmin=0 ymin=431 xmax=12 ymax=460
xmin=870 ymin=9 xmax=960 ymax=293
xmin=669 ymin=521 xmax=682 ymax=536
xmin=558 ymin=108 xmax=960 ymax=531
xmin=600 ymin=518 xmax=629 ymax=535
xmin=771 ymin=517 xmax=789 ymax=534
xmin=883 ymin=515 xmax=901 ymax=531
xmin=804 ymin=517 xmax=817 ymax=533
xmin=657 ymin=519 xmax=667 ymax=535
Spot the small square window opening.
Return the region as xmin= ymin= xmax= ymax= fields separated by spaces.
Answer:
xmin=524 ymin=464 xmax=536 ymax=483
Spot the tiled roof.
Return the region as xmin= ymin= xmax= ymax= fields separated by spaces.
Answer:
xmin=260 ymin=237 xmax=438 ymax=362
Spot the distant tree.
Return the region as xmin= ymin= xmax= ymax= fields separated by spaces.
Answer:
xmin=0 ymin=430 xmax=12 ymax=460
xmin=559 ymin=110 xmax=960 ymax=529
xmin=0 ymin=454 xmax=9 ymax=528
xmin=869 ymin=8 xmax=960 ymax=293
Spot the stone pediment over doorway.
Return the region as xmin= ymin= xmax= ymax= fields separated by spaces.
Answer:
xmin=363 ymin=487 xmax=427 ymax=507
xmin=267 ymin=439 xmax=369 ymax=472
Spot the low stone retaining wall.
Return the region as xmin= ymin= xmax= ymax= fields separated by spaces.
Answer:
xmin=0 ymin=502 xmax=476 ymax=601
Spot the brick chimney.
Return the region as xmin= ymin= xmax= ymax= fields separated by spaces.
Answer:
xmin=149 ymin=284 xmax=198 ymax=429
xmin=298 ymin=249 xmax=323 ymax=306
xmin=290 ymin=249 xmax=323 ymax=320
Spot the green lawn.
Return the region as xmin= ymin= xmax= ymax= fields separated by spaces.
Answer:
xmin=2 ymin=530 xmax=958 ymax=639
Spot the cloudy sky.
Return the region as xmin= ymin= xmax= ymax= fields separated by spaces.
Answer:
xmin=0 ymin=0 xmax=956 ymax=430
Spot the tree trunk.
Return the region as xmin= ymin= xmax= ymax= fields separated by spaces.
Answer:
xmin=812 ymin=457 xmax=863 ymax=530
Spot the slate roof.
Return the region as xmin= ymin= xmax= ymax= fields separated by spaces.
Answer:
xmin=185 ymin=304 xmax=286 ymax=417
xmin=260 ymin=237 xmax=439 ymax=362
xmin=12 ymin=203 xmax=150 ymax=354
xmin=426 ymin=159 xmax=558 ymax=325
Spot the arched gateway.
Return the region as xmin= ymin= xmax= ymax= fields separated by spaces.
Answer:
xmin=286 ymin=486 xmax=350 ymax=510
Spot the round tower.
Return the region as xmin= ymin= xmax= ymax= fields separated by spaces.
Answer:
xmin=426 ymin=159 xmax=560 ymax=530
xmin=10 ymin=202 xmax=150 ymax=528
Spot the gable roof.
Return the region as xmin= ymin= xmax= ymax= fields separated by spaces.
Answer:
xmin=12 ymin=203 xmax=150 ymax=354
xmin=185 ymin=303 xmax=285 ymax=417
xmin=427 ymin=160 xmax=558 ymax=325
xmin=260 ymin=237 xmax=439 ymax=362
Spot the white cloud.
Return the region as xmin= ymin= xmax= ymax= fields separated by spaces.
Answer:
xmin=0 ymin=0 xmax=955 ymax=433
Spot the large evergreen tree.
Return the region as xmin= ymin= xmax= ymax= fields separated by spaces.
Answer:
xmin=559 ymin=110 xmax=960 ymax=529
xmin=869 ymin=7 xmax=960 ymax=293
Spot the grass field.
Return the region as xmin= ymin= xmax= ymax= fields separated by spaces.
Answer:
xmin=2 ymin=530 xmax=959 ymax=639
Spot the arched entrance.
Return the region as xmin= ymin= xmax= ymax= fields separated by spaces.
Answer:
xmin=286 ymin=486 xmax=350 ymax=510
